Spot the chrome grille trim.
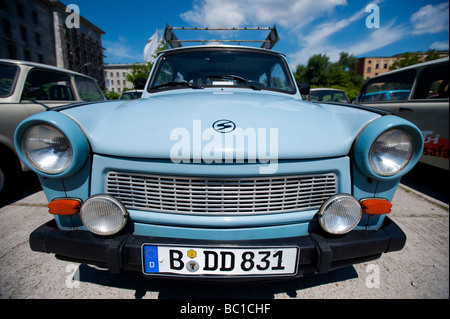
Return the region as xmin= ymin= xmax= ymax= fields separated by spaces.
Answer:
xmin=106 ymin=172 xmax=337 ymax=215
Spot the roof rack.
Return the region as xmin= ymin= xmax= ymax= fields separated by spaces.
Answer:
xmin=163 ymin=23 xmax=279 ymax=49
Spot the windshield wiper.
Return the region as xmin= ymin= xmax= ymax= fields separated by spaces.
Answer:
xmin=149 ymin=81 xmax=203 ymax=91
xmin=206 ymin=75 xmax=261 ymax=91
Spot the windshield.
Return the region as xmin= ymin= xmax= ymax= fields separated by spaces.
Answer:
xmin=148 ymin=48 xmax=296 ymax=94
xmin=0 ymin=63 xmax=19 ymax=97
xmin=310 ymin=90 xmax=349 ymax=103
xmin=120 ymin=91 xmax=143 ymax=99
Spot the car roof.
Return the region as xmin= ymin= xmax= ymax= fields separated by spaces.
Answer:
xmin=367 ymin=56 xmax=449 ymax=80
xmin=310 ymin=88 xmax=345 ymax=92
xmin=364 ymin=90 xmax=410 ymax=95
xmin=121 ymin=90 xmax=143 ymax=94
xmin=0 ymin=59 xmax=97 ymax=80
xmin=158 ymin=45 xmax=286 ymax=57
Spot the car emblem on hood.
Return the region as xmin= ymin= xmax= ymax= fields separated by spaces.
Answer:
xmin=212 ymin=119 xmax=236 ymax=133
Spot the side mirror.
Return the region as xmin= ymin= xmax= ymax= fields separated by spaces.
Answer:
xmin=134 ymin=78 xmax=147 ymax=90
xmin=297 ymin=83 xmax=310 ymax=95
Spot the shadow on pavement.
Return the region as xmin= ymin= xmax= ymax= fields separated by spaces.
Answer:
xmin=0 ymin=171 xmax=42 ymax=208
xmin=401 ymin=162 xmax=449 ymax=205
xmin=75 ymin=263 xmax=359 ymax=299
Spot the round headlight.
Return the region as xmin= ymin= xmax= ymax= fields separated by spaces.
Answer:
xmin=318 ymin=194 xmax=362 ymax=235
xmin=80 ymin=195 xmax=128 ymax=236
xmin=369 ymin=129 xmax=414 ymax=176
xmin=22 ymin=124 xmax=72 ymax=174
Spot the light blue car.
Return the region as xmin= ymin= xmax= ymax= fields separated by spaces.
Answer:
xmin=359 ymin=90 xmax=411 ymax=102
xmin=15 ymin=45 xmax=424 ymax=281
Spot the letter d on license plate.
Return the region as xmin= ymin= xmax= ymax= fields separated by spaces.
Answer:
xmin=142 ymin=244 xmax=299 ymax=277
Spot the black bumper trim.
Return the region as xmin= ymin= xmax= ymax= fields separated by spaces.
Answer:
xmin=29 ymin=217 xmax=406 ymax=280
xmin=309 ymin=233 xmax=332 ymax=274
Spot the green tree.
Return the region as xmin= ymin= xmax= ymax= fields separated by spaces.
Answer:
xmin=103 ymin=90 xmax=120 ymax=100
xmin=125 ymin=62 xmax=153 ymax=84
xmin=424 ymin=49 xmax=442 ymax=61
xmin=389 ymin=49 xmax=443 ymax=70
xmin=294 ymin=64 xmax=308 ymax=84
xmin=389 ymin=52 xmax=422 ymax=70
xmin=125 ymin=40 xmax=170 ymax=86
xmin=294 ymin=52 xmax=363 ymax=100
xmin=306 ymin=54 xmax=332 ymax=86
xmin=336 ymin=52 xmax=358 ymax=71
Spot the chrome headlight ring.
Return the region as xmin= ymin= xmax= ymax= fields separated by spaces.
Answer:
xmin=369 ymin=128 xmax=414 ymax=176
xmin=354 ymin=116 xmax=424 ymax=181
xmin=14 ymin=112 xmax=89 ymax=178
xmin=22 ymin=124 xmax=73 ymax=175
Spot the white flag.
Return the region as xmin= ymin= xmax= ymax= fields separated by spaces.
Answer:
xmin=143 ymin=30 xmax=160 ymax=63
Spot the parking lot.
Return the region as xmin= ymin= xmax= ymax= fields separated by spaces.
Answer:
xmin=0 ymin=163 xmax=448 ymax=299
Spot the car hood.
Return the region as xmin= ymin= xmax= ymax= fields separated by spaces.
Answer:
xmin=61 ymin=90 xmax=380 ymax=160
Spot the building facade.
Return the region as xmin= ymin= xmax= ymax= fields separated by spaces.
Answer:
xmin=356 ymin=57 xmax=399 ymax=80
xmin=357 ymin=51 xmax=449 ymax=80
xmin=0 ymin=0 xmax=105 ymax=88
xmin=104 ymin=64 xmax=134 ymax=93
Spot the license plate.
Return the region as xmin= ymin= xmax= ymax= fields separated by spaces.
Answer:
xmin=142 ymin=244 xmax=299 ymax=277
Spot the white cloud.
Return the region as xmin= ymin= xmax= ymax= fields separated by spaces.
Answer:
xmin=346 ymin=22 xmax=405 ymax=56
xmin=288 ymin=19 xmax=405 ymax=67
xmin=288 ymin=4 xmax=393 ymax=66
xmin=301 ymin=6 xmax=365 ymax=47
xmin=180 ymin=0 xmax=348 ymax=29
xmin=430 ymin=40 xmax=449 ymax=50
xmin=181 ymin=0 xmax=403 ymax=67
xmin=410 ymin=2 xmax=449 ymax=35
xmin=182 ymin=0 xmax=397 ymax=68
xmin=180 ymin=0 xmax=448 ymax=69
xmin=250 ymin=0 xmax=348 ymax=29
xmin=103 ymin=36 xmax=141 ymax=62
xmin=180 ymin=0 xmax=247 ymax=28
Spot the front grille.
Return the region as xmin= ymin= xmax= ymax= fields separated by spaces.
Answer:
xmin=106 ymin=172 xmax=337 ymax=215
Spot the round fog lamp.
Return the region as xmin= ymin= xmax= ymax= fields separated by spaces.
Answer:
xmin=318 ymin=194 xmax=362 ymax=235
xmin=80 ymin=195 xmax=128 ymax=236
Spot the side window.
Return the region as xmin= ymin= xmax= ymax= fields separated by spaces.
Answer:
xmin=74 ymin=76 xmax=104 ymax=101
xmin=360 ymin=69 xmax=416 ymax=102
xmin=0 ymin=63 xmax=19 ymax=97
xmin=154 ymin=60 xmax=174 ymax=86
xmin=269 ymin=63 xmax=290 ymax=90
xmin=258 ymin=72 xmax=268 ymax=87
xmin=174 ymin=71 xmax=184 ymax=82
xmin=412 ymin=63 xmax=449 ymax=100
xmin=22 ymin=69 xmax=75 ymax=101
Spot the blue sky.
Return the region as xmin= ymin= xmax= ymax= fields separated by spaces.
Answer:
xmin=61 ymin=0 xmax=449 ymax=68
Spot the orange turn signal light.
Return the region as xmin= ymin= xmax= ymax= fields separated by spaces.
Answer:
xmin=361 ymin=198 xmax=392 ymax=215
xmin=48 ymin=198 xmax=81 ymax=215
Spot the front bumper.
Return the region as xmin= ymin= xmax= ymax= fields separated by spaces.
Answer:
xmin=29 ymin=217 xmax=406 ymax=281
